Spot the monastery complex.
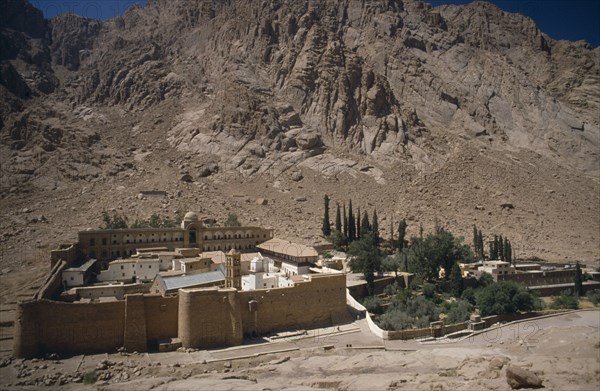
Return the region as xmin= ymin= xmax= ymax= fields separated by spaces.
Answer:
xmin=13 ymin=212 xmax=351 ymax=358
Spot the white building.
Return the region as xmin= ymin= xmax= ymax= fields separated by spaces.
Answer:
xmin=478 ymin=260 xmax=515 ymax=281
xmin=62 ymin=258 xmax=97 ymax=288
xmin=241 ymin=253 xmax=294 ymax=290
xmin=97 ymin=258 xmax=160 ymax=283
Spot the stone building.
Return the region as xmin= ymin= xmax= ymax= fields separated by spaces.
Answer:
xmin=77 ymin=212 xmax=273 ymax=267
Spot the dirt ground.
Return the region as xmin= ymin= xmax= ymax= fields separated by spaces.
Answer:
xmin=0 ymin=310 xmax=598 ymax=390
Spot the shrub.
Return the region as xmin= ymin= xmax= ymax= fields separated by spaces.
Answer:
xmin=446 ymin=299 xmax=473 ymax=324
xmin=478 ymin=272 xmax=494 ymax=288
xmin=362 ymin=296 xmax=383 ymax=315
xmin=422 ymin=282 xmax=436 ymax=299
xmin=586 ymin=289 xmax=600 ymax=305
xmin=551 ymin=291 xmax=579 ymax=310
xmin=383 ymin=281 xmax=401 ymax=296
xmin=378 ymin=295 xmax=440 ymax=331
xmin=83 ymin=370 xmax=97 ymax=384
xmin=461 ymin=287 xmax=477 ymax=305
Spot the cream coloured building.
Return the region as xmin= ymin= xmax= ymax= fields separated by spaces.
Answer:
xmin=77 ymin=212 xmax=273 ymax=267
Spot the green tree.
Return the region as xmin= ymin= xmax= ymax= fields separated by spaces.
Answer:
xmin=360 ymin=210 xmax=371 ymax=237
xmin=478 ymin=272 xmax=494 ymax=288
xmin=322 ymin=195 xmax=331 ymax=237
xmin=335 ymin=203 xmax=342 ymax=233
xmin=449 ymin=262 xmax=464 ymax=297
xmin=356 ymin=207 xmax=361 ymax=239
xmin=446 ymin=299 xmax=473 ymax=324
xmin=498 ymin=235 xmax=505 ymax=261
xmin=477 ymin=229 xmax=484 ymax=259
xmin=397 ymin=219 xmax=407 ymax=251
xmin=348 ymin=200 xmax=356 ymax=243
xmin=575 ymin=261 xmax=584 ymax=296
xmin=410 ymin=229 xmax=473 ymax=280
xmin=348 ymin=233 xmax=381 ymax=295
xmin=473 ymin=225 xmax=478 ymax=257
xmin=476 ymin=281 xmax=538 ymax=316
xmin=343 ymin=203 xmax=348 ymax=240
xmin=382 ymin=253 xmax=402 ymax=277
xmin=101 ymin=211 xmax=129 ymax=229
xmin=225 ymin=212 xmax=241 ymax=227
xmin=551 ymin=290 xmax=579 ymax=310
xmin=372 ymin=209 xmax=380 ymax=247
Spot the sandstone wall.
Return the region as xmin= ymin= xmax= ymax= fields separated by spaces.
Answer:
xmin=14 ymin=299 xmax=125 ymax=358
xmin=238 ymin=273 xmax=348 ymax=336
xmin=178 ymin=288 xmax=242 ymax=349
xmin=144 ymin=295 xmax=179 ymax=349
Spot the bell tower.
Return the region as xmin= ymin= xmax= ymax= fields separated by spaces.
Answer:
xmin=225 ymin=249 xmax=241 ymax=290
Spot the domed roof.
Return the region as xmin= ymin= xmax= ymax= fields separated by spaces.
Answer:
xmin=183 ymin=211 xmax=199 ymax=221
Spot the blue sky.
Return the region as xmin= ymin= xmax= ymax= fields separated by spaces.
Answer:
xmin=31 ymin=0 xmax=599 ymax=46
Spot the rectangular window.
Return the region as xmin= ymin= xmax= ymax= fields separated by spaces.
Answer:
xmin=102 ymin=238 xmax=107 ymax=245
xmin=121 ymin=265 xmax=124 ymax=270
xmin=90 ymin=238 xmax=95 ymax=246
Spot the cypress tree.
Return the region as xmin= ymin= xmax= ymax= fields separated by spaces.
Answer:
xmin=335 ymin=203 xmax=342 ymax=233
xmin=356 ymin=207 xmax=361 ymax=240
xmin=343 ymin=203 xmax=348 ymax=240
xmin=372 ymin=209 xmax=380 ymax=247
xmin=450 ymin=262 xmax=464 ymax=297
xmin=322 ymin=195 xmax=331 ymax=237
xmin=489 ymin=241 xmax=494 ymax=260
xmin=498 ymin=235 xmax=505 ymax=261
xmin=505 ymin=240 xmax=512 ymax=264
xmin=398 ymin=219 xmax=407 ymax=251
xmin=575 ymin=261 xmax=583 ymax=296
xmin=492 ymin=235 xmax=499 ymax=259
xmin=348 ymin=199 xmax=356 ymax=242
xmin=390 ymin=217 xmax=394 ymax=249
xmin=477 ymin=230 xmax=484 ymax=259
xmin=473 ymin=225 xmax=478 ymax=256
xmin=361 ymin=210 xmax=371 ymax=237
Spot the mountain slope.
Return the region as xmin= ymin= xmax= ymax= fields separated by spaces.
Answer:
xmin=0 ymin=0 xmax=598 ymax=267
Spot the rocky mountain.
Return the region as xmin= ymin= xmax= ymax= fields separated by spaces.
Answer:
xmin=0 ymin=0 xmax=598 ymax=269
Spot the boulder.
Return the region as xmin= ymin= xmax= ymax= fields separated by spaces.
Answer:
xmin=500 ymin=201 xmax=514 ymax=209
xmin=255 ymin=198 xmax=268 ymax=205
xmin=506 ymin=365 xmax=543 ymax=389
xmin=199 ymin=161 xmax=219 ymax=177
xmin=291 ymin=171 xmax=303 ymax=182
xmin=180 ymin=174 xmax=193 ymax=182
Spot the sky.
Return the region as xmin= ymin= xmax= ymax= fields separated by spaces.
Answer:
xmin=31 ymin=0 xmax=599 ymax=46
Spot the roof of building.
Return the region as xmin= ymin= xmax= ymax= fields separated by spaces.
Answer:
xmin=157 ymin=264 xmax=225 ymax=292
xmin=256 ymin=238 xmax=318 ymax=258
xmin=64 ymin=258 xmax=97 ymax=272
xmin=200 ymin=250 xmax=227 ymax=264
xmin=241 ymin=252 xmax=262 ymax=262
xmin=184 ymin=211 xmax=199 ymax=221
xmin=110 ymin=258 xmax=160 ymax=265
xmin=179 ymin=257 xmax=210 ymax=264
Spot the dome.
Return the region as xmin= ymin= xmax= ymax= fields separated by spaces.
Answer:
xmin=183 ymin=211 xmax=198 ymax=221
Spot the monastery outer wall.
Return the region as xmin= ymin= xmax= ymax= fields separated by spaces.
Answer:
xmin=238 ymin=273 xmax=348 ymax=336
xmin=14 ymin=299 xmax=125 ymax=358
xmin=178 ymin=288 xmax=243 ymax=349
xmin=144 ymin=295 xmax=179 ymax=349
xmin=178 ymin=274 xmax=348 ymax=349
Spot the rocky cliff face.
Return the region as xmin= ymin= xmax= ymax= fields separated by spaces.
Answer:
xmin=0 ymin=0 xmax=598 ymax=263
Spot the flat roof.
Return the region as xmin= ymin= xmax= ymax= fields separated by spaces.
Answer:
xmin=257 ymin=238 xmax=318 ymax=258
xmin=110 ymin=258 xmax=160 ymax=264
xmin=200 ymin=250 xmax=227 ymax=264
xmin=240 ymin=252 xmax=261 ymax=262
xmin=64 ymin=258 xmax=97 ymax=272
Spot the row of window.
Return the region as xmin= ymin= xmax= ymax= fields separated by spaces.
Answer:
xmin=90 ymin=234 xmax=268 ymax=247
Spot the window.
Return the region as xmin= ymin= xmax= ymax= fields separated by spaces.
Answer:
xmin=122 ymin=273 xmax=125 ymax=277
xmin=121 ymin=265 xmax=124 ymax=270
xmin=90 ymin=238 xmax=95 ymax=246
xmin=113 ymin=240 xmax=117 ymax=244
xmin=70 ymin=277 xmax=74 ymax=281
xmin=148 ymin=265 xmax=151 ymax=269
xmin=102 ymin=238 xmax=107 ymax=245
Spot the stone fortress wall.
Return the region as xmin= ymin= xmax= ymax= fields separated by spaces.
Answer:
xmin=13 ymin=274 xmax=347 ymax=358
